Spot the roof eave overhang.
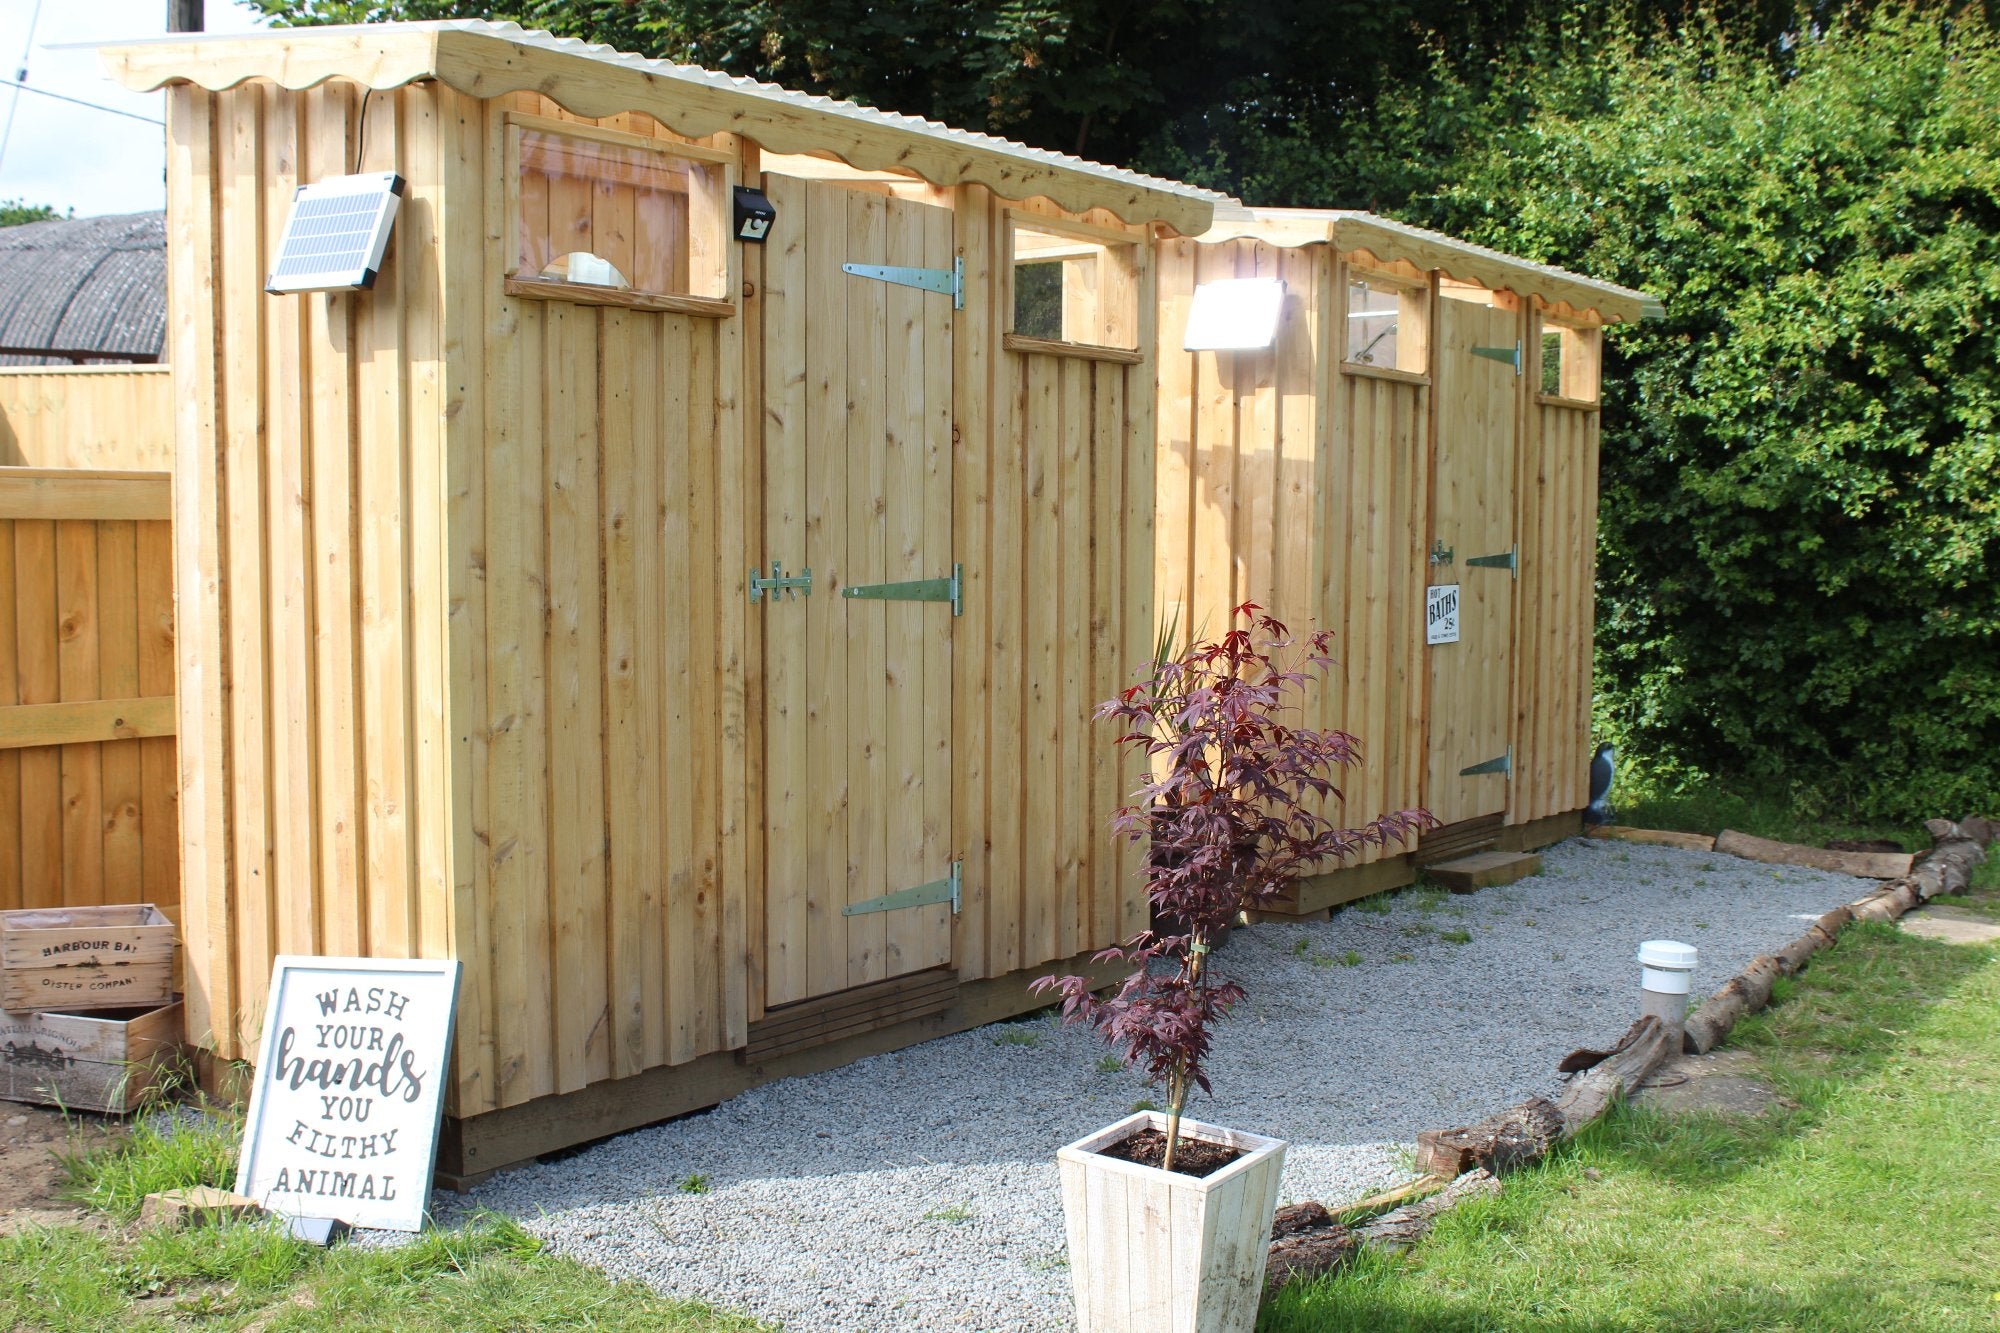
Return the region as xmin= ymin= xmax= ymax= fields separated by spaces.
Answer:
xmin=1197 ymin=207 xmax=1661 ymax=324
xmin=99 ymin=26 xmax=1218 ymax=235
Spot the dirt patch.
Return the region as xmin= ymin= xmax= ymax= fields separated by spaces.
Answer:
xmin=0 ymin=1097 xmax=125 ymax=1234
xmin=1634 ymin=1050 xmax=1792 ymax=1117
xmin=1097 ymin=1127 xmax=1245 ymax=1178
xmin=1826 ymin=838 xmax=1904 ymax=854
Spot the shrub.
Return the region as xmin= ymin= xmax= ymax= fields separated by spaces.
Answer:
xmin=1038 ymin=606 xmax=1429 ymax=1167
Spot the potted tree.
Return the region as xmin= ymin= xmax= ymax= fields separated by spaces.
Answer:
xmin=1038 ymin=605 xmax=1430 ymax=1333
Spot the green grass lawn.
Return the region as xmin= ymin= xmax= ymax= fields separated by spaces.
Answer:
xmin=2 ymin=1115 xmax=770 ymax=1332
xmin=1261 ymin=879 xmax=2000 ymax=1331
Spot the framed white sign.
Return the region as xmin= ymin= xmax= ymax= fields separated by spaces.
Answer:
xmin=1426 ymin=584 xmax=1461 ymax=645
xmin=236 ymin=956 xmax=461 ymax=1232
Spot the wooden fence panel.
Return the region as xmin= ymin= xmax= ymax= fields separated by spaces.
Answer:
xmin=0 ymin=468 xmax=178 ymax=927
xmin=0 ymin=369 xmax=175 ymax=471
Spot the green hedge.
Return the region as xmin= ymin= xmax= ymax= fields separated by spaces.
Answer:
xmin=1393 ymin=11 xmax=2000 ymax=820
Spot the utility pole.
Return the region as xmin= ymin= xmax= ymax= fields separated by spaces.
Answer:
xmin=168 ymin=0 xmax=203 ymax=33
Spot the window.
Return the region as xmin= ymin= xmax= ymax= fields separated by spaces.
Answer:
xmin=1344 ymin=274 xmax=1428 ymax=374
xmin=1007 ymin=214 xmax=1141 ymax=354
xmin=506 ymin=115 xmax=732 ymax=312
xmin=1538 ymin=318 xmax=1601 ymax=403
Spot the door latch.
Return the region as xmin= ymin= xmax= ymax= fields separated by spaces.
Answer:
xmin=748 ymin=562 xmax=813 ymax=603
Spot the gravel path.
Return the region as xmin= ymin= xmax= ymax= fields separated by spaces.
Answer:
xmin=459 ymin=838 xmax=1868 ymax=1331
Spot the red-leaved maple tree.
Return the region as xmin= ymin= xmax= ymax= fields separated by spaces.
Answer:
xmin=1037 ymin=605 xmax=1433 ymax=1169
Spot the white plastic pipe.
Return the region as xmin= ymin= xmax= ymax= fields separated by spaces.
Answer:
xmin=1637 ymin=939 xmax=1698 ymax=1035
xmin=1637 ymin=939 xmax=1698 ymax=994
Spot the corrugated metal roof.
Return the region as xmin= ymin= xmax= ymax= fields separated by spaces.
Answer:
xmin=452 ymin=21 xmax=1231 ymax=210
xmin=0 ymin=211 xmax=166 ymax=365
xmin=1202 ymin=205 xmax=1664 ymax=322
xmin=96 ymin=21 xmax=1228 ymax=233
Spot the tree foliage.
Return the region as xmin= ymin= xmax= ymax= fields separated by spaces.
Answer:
xmin=0 ymin=199 xmax=63 ymax=227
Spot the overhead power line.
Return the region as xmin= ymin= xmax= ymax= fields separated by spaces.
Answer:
xmin=0 ymin=0 xmax=47 ymax=177
xmin=0 ymin=77 xmax=166 ymax=128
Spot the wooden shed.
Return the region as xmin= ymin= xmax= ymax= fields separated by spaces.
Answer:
xmin=1155 ymin=208 xmax=1658 ymax=910
xmin=100 ymin=20 xmax=1227 ymax=1178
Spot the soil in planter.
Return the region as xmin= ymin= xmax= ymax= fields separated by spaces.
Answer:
xmin=1100 ymin=1127 xmax=1245 ymax=1178
xmin=1828 ymin=838 xmax=1903 ymax=854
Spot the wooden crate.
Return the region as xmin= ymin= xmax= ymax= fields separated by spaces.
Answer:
xmin=0 ymin=905 xmax=177 ymax=1012
xmin=0 ymin=1000 xmax=185 ymax=1113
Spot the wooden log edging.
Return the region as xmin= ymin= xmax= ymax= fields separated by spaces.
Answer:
xmin=1685 ymin=815 xmax=1994 ymax=1055
xmin=1264 ymin=814 xmax=1995 ymax=1294
xmin=1714 ymin=828 xmax=1914 ymax=880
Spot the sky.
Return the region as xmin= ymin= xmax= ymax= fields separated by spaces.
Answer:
xmin=0 ymin=0 xmax=270 ymax=218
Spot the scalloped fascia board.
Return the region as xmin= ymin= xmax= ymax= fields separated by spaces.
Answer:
xmin=96 ymin=22 xmax=1220 ymax=235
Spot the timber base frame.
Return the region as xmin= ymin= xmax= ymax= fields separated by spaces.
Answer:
xmin=433 ymin=950 xmax=1127 ymax=1188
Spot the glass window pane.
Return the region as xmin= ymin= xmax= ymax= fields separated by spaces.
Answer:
xmin=516 ymin=129 xmax=707 ymax=297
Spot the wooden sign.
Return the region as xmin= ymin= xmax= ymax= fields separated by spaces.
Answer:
xmin=1426 ymin=583 xmax=1460 ymax=645
xmin=236 ymin=957 xmax=460 ymax=1232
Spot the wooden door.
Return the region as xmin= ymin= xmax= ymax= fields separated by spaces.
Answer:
xmin=1425 ymin=298 xmax=1520 ymax=826
xmin=758 ymin=176 xmax=956 ymax=1009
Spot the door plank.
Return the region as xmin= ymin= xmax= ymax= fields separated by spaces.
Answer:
xmin=802 ymin=180 xmax=851 ymax=1002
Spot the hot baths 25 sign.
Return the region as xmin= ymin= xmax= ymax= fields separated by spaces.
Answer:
xmin=236 ymin=957 xmax=461 ymax=1232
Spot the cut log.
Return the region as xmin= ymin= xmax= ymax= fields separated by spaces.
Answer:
xmin=1264 ymin=1223 xmax=1357 ymax=1292
xmin=1850 ymin=881 xmax=1922 ymax=924
xmin=1808 ymin=903 xmax=1854 ymax=946
xmin=1681 ymin=955 xmax=1782 ymax=1056
xmin=1357 ymin=1169 xmax=1501 ymax=1254
xmin=1715 ymin=829 xmax=1913 ymax=880
xmin=1270 ymin=1201 xmax=1334 ymax=1238
xmin=1770 ymin=928 xmax=1828 ymax=975
xmin=1414 ymin=1097 xmax=1565 ymax=1177
xmin=1586 ymin=826 xmax=1717 ymax=852
xmin=1555 ymin=1016 xmax=1675 ymax=1131
xmin=1415 ymin=1020 xmax=1673 ymax=1180
xmin=1907 ymin=826 xmax=1989 ymax=902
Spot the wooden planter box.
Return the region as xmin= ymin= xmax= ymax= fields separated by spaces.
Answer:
xmin=0 ymin=1000 xmax=186 ymax=1113
xmin=1058 ymin=1110 xmax=1287 ymax=1333
xmin=0 ymin=904 xmax=176 ymax=1012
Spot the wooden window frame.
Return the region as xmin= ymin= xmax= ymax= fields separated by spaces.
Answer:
xmin=1339 ymin=258 xmax=1431 ymax=383
xmin=1534 ymin=312 xmax=1602 ymax=408
xmin=502 ymin=111 xmax=737 ymax=318
xmin=1002 ymin=209 xmax=1144 ymax=360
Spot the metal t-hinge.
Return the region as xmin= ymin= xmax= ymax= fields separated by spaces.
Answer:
xmin=843 ymin=861 xmax=962 ymax=917
xmin=1471 ymin=339 xmax=1523 ymax=375
xmin=1466 ymin=545 xmax=1518 ymax=579
xmin=1460 ymin=747 xmax=1513 ymax=779
xmin=842 ymin=257 xmax=964 ymax=310
xmin=748 ymin=562 xmax=812 ymax=603
xmin=841 ymin=562 xmax=963 ymax=616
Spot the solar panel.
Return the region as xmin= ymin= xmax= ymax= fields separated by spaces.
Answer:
xmin=1182 ymin=277 xmax=1286 ymax=351
xmin=265 ymin=173 xmax=405 ymax=295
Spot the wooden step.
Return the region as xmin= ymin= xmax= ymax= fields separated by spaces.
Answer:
xmin=1427 ymin=850 xmax=1541 ymax=894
